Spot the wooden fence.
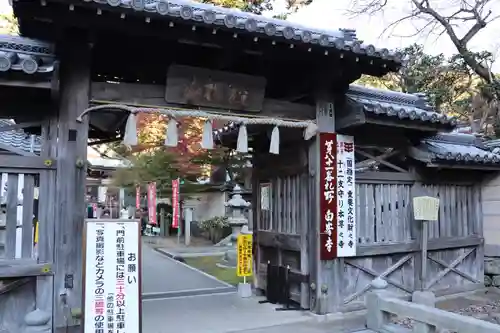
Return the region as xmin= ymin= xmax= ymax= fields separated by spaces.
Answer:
xmin=255 ymin=173 xmax=310 ymax=308
xmin=0 ymin=172 xmax=37 ymax=260
xmin=253 ymin=163 xmax=484 ymax=312
xmin=0 ymin=168 xmax=55 ymax=332
xmin=341 ymin=179 xmax=482 ymax=311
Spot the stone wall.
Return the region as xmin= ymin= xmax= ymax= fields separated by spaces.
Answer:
xmin=482 ymin=174 xmax=500 ymax=287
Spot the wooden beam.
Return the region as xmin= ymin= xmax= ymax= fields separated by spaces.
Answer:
xmin=0 ymin=277 xmax=31 ymax=295
xmin=335 ymin=103 xmax=366 ymax=130
xmin=355 ymin=236 xmax=483 ymax=257
xmin=257 ymin=231 xmax=301 ymax=252
xmin=257 ymin=263 xmax=308 ymax=283
xmin=0 ymin=78 xmax=51 ymax=90
xmin=90 ymin=82 xmax=316 ymax=120
xmin=365 ymin=117 xmax=452 ymax=132
xmin=0 ymin=142 xmax=37 ymax=157
xmin=0 ymin=262 xmax=53 ymax=278
xmin=356 ymin=149 xmax=408 ymax=173
xmin=0 ymin=155 xmax=55 ymax=170
xmin=0 ymin=121 xmax=43 ymax=133
xmin=356 ymin=171 xmax=415 ymax=183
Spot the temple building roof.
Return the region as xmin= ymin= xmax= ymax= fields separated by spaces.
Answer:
xmin=0 ymin=35 xmax=55 ymax=75
xmin=83 ymin=0 xmax=402 ymax=65
xmin=0 ymin=119 xmax=41 ymax=153
xmin=409 ymin=133 xmax=500 ymax=168
xmin=346 ymin=85 xmax=457 ymax=128
xmin=0 ymin=119 xmax=129 ymax=169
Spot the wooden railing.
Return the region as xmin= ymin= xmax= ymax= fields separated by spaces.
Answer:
xmin=366 ymin=279 xmax=500 ymax=333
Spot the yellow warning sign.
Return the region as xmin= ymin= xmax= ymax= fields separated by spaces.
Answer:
xmin=237 ymin=234 xmax=253 ymax=277
xmin=34 ymin=221 xmax=39 ymax=244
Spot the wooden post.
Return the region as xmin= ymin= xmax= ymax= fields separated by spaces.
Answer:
xmin=412 ymin=178 xmax=425 ymax=291
xmin=52 ymin=33 xmax=91 ymax=331
xmin=310 ymin=96 xmax=340 ymax=314
xmin=36 ymin=119 xmax=58 ymax=330
xmin=185 ymin=207 xmax=192 ymax=246
xmin=119 ymin=187 xmax=125 ymax=211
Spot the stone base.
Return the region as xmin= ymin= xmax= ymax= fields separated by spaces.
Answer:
xmin=485 ymin=256 xmax=500 ymax=288
xmin=485 ymin=257 xmax=500 ymax=275
xmin=25 ymin=325 xmax=51 ymax=333
xmin=222 ymin=248 xmax=237 ymax=267
xmin=55 ymin=326 xmax=80 ymax=333
xmin=237 ymin=283 xmax=252 ymax=298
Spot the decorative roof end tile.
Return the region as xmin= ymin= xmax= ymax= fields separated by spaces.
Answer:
xmin=0 ymin=34 xmax=55 ymax=75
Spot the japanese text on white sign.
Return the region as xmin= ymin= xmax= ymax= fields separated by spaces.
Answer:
xmin=336 ymin=135 xmax=356 ymax=257
xmin=84 ymin=220 xmax=141 ymax=333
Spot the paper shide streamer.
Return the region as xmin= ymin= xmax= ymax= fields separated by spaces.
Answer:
xmin=81 ymin=105 xmax=319 ymax=155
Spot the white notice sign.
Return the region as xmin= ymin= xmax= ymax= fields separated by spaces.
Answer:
xmin=336 ymin=135 xmax=356 ymax=257
xmin=83 ymin=219 xmax=141 ymax=333
xmin=413 ymin=196 xmax=440 ymax=221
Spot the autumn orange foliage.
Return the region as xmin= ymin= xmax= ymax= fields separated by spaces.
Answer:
xmin=131 ymin=113 xmax=221 ymax=179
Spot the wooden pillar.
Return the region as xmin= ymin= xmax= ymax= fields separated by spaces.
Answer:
xmin=411 ymin=172 xmax=425 ymax=291
xmin=309 ymin=97 xmax=342 ymax=314
xmin=36 ymin=119 xmax=58 ymax=330
xmin=53 ymin=33 xmax=91 ymax=331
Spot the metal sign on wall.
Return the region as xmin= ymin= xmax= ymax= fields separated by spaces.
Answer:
xmin=319 ymin=133 xmax=356 ymax=260
xmin=165 ymin=65 xmax=267 ymax=112
xmin=83 ymin=219 xmax=142 ymax=333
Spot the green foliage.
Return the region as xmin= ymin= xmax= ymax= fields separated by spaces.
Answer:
xmin=356 ymin=44 xmax=481 ymax=119
xmin=0 ymin=13 xmax=19 ymax=35
xmin=198 ymin=216 xmax=230 ymax=231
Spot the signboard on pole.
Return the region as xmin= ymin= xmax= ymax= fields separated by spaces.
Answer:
xmin=336 ymin=135 xmax=356 ymax=257
xmin=172 ymin=178 xmax=180 ymax=229
xmin=135 ymin=186 xmax=141 ymax=210
xmin=236 ymin=234 xmax=253 ymax=277
xmin=319 ymin=133 xmax=337 ymax=260
xmin=319 ymin=133 xmax=356 ymax=260
xmin=147 ymin=182 xmax=157 ymax=225
xmin=83 ymin=219 xmax=142 ymax=333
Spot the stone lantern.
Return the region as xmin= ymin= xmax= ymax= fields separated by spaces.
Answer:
xmin=217 ymin=184 xmax=251 ymax=269
xmin=224 ymin=184 xmax=251 ymax=244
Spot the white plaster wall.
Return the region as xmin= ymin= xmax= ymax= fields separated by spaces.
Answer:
xmin=482 ymin=174 xmax=500 ymax=255
xmin=186 ymin=192 xmax=227 ymax=222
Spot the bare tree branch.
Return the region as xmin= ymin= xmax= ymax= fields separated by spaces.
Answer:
xmin=348 ymin=0 xmax=497 ymax=83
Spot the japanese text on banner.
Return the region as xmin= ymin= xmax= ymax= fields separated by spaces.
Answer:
xmin=319 ymin=133 xmax=337 ymax=260
xmin=237 ymin=234 xmax=253 ymax=277
xmin=172 ymin=179 xmax=180 ymax=229
xmin=336 ymin=135 xmax=356 ymax=257
xmin=147 ymin=182 xmax=157 ymax=225
xmin=135 ymin=186 xmax=140 ymax=210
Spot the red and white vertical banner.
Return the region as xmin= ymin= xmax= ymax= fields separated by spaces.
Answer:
xmin=135 ymin=186 xmax=141 ymax=210
xmin=92 ymin=203 xmax=98 ymax=218
xmin=336 ymin=135 xmax=356 ymax=257
xmin=147 ymin=182 xmax=157 ymax=225
xmin=319 ymin=133 xmax=337 ymax=260
xmin=171 ymin=179 xmax=180 ymax=229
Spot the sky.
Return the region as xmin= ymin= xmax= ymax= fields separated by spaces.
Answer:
xmin=1 ymin=0 xmax=499 ymax=71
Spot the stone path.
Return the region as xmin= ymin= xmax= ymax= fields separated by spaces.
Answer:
xmin=141 ymin=243 xmax=234 ymax=299
xmin=142 ymin=293 xmax=315 ymax=333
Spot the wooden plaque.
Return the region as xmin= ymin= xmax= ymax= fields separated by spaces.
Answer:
xmin=166 ymin=64 xmax=266 ymax=112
